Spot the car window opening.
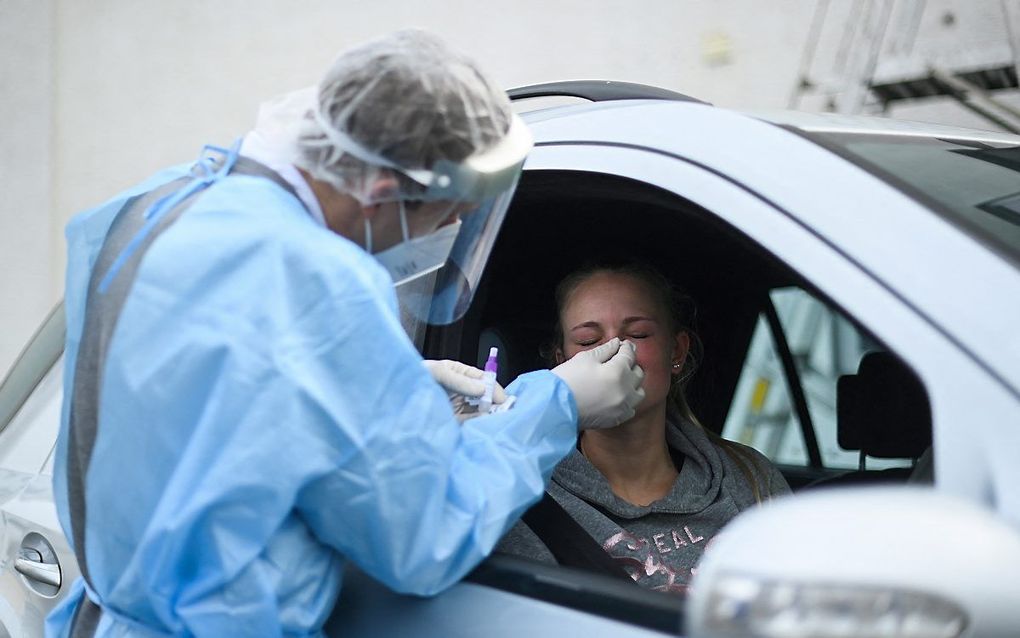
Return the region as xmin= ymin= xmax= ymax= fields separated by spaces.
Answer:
xmin=437 ymin=170 xmax=935 ymax=624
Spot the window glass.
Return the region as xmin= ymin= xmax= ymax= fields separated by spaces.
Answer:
xmin=722 ymin=287 xmax=913 ymax=470
xmin=0 ymin=356 xmax=63 ymax=476
xmin=722 ymin=312 xmax=807 ymax=465
xmin=811 ymin=133 xmax=1020 ymax=263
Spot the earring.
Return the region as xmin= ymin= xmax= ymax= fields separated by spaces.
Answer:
xmin=672 ymin=362 xmax=681 ymax=370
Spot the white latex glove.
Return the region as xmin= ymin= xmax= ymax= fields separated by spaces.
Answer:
xmin=423 ymin=359 xmax=507 ymax=421
xmin=551 ymin=338 xmax=645 ymax=430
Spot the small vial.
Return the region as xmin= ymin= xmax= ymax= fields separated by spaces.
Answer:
xmin=478 ymin=347 xmax=498 ymax=413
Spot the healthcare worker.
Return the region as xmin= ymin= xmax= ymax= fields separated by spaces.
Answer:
xmin=48 ymin=29 xmax=645 ymax=638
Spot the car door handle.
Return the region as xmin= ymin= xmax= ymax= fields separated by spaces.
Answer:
xmin=15 ymin=551 xmax=62 ymax=588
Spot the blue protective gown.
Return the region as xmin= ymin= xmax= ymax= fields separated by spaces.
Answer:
xmin=46 ymin=164 xmax=578 ymax=637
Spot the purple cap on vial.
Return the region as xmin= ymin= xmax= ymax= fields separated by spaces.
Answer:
xmin=484 ymin=347 xmax=499 ymax=373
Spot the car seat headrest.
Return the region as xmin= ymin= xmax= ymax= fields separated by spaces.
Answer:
xmin=836 ymin=351 xmax=932 ymax=459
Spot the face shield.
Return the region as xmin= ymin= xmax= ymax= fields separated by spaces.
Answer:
xmin=388 ymin=114 xmax=530 ymax=328
xmin=264 ymin=29 xmax=529 ymax=330
xmin=314 ymin=109 xmax=529 ymax=330
xmin=393 ymin=177 xmax=520 ymax=336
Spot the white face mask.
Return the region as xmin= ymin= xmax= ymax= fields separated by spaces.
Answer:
xmin=367 ymin=202 xmax=462 ymax=286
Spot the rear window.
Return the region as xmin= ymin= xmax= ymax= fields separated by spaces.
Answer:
xmin=808 ymin=132 xmax=1020 ymax=264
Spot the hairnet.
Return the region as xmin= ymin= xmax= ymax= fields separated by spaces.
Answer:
xmin=263 ymin=29 xmax=513 ymax=205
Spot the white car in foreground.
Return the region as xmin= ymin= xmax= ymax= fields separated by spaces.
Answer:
xmin=2 ymin=81 xmax=1019 ymax=637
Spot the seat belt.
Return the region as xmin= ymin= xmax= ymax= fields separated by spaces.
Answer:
xmin=522 ymin=492 xmax=634 ymax=583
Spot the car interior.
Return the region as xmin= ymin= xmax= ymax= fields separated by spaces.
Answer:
xmin=427 ymin=169 xmax=932 ymax=482
xmin=419 ymin=169 xmax=936 ymax=628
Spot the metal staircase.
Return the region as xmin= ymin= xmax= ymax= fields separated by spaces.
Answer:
xmin=790 ymin=0 xmax=1020 ymax=132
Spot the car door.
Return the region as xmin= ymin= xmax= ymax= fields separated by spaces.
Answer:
xmin=719 ymin=285 xmax=919 ymax=488
xmin=328 ymin=132 xmax=1020 ymax=635
xmin=0 ymin=306 xmax=77 ymax=637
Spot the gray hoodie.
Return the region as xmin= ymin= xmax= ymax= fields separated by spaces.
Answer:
xmin=496 ymin=416 xmax=790 ymax=594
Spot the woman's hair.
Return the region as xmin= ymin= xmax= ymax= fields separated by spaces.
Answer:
xmin=546 ymin=262 xmax=770 ymax=503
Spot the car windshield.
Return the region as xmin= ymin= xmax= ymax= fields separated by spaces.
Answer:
xmin=808 ymin=132 xmax=1020 ymax=266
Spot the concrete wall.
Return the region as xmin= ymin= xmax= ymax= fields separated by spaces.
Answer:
xmin=1 ymin=1 xmax=55 ymax=376
xmin=1 ymin=0 xmax=1016 ymax=375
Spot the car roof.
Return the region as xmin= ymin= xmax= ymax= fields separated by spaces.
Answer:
xmin=520 ymin=98 xmax=1020 ymax=146
xmin=738 ymin=108 xmax=1020 ymax=145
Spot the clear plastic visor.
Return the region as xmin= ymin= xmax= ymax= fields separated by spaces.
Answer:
xmin=403 ymin=114 xmax=532 ymax=203
xmin=395 ymin=174 xmax=519 ymax=343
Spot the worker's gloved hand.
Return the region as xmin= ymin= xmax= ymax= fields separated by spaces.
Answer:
xmin=551 ymin=338 xmax=645 ymax=430
xmin=424 ymin=359 xmax=507 ymax=421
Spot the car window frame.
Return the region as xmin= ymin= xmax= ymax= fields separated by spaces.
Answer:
xmin=0 ymin=304 xmax=64 ymax=436
xmin=508 ymin=141 xmax=1020 ymax=508
xmin=726 ymin=284 xmax=923 ymax=475
xmin=760 ymin=293 xmax=823 ymax=468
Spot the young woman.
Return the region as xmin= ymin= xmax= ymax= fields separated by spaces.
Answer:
xmin=497 ymin=263 xmax=790 ymax=594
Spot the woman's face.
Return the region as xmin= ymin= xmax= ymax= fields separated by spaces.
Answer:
xmin=558 ymin=271 xmax=689 ymax=418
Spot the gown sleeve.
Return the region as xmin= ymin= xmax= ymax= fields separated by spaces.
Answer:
xmin=284 ymin=269 xmax=578 ymax=595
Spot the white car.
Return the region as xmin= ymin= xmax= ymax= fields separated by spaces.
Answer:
xmin=2 ymin=81 xmax=1019 ymax=637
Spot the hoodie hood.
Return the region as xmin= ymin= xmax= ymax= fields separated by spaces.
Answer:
xmin=552 ymin=414 xmax=725 ymax=519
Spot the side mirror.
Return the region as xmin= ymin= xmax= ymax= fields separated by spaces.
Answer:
xmin=686 ymin=487 xmax=1020 ymax=637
